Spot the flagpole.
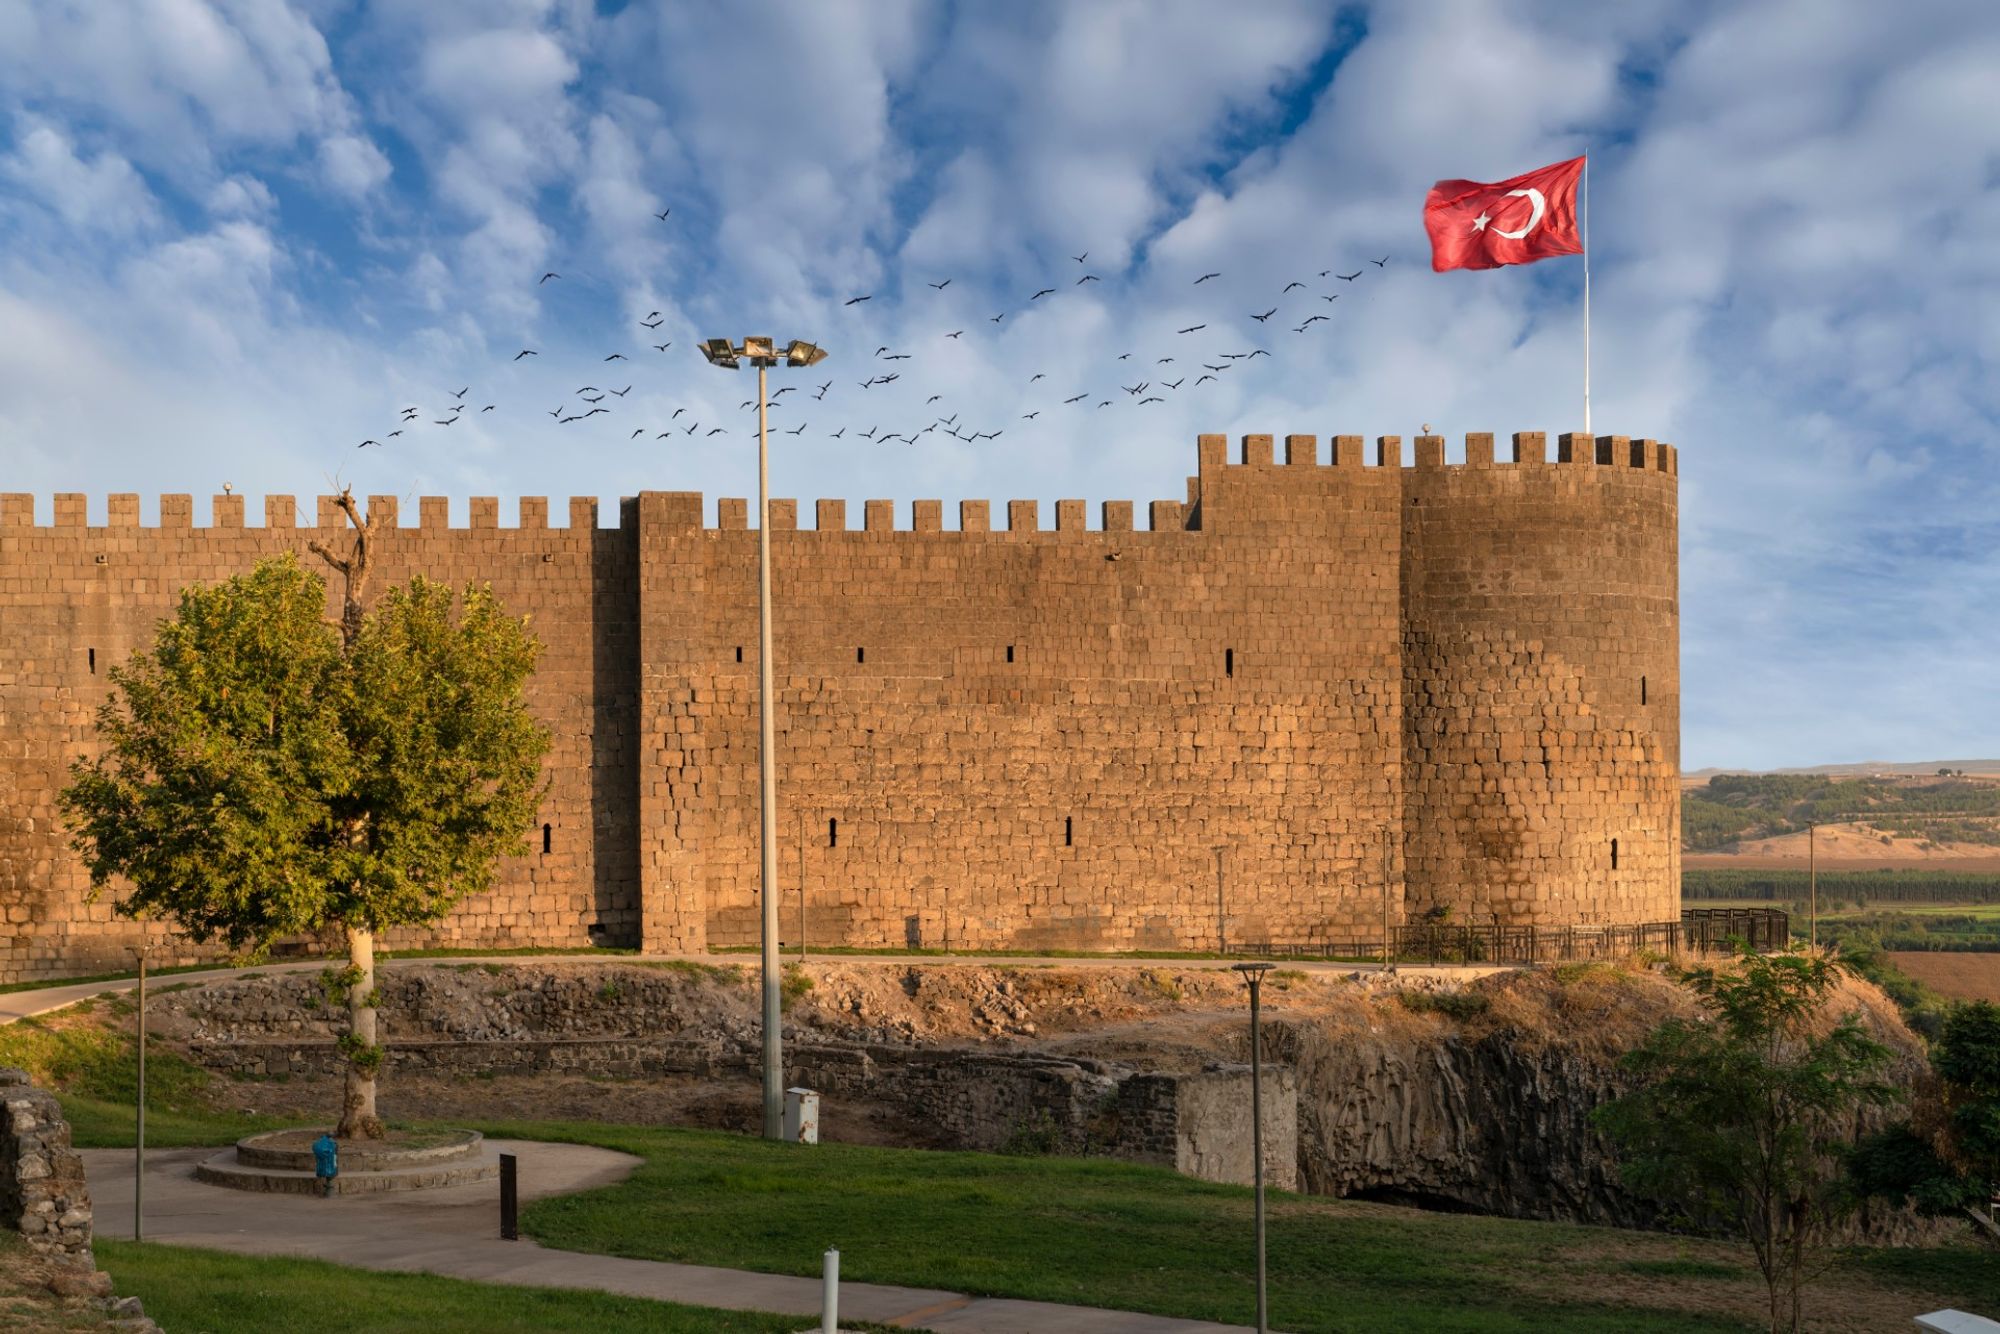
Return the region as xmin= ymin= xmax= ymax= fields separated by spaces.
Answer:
xmin=1582 ymin=153 xmax=1591 ymax=436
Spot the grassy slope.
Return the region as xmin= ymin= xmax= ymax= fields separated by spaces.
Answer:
xmin=94 ymin=1240 xmax=889 ymax=1334
xmin=498 ymin=1120 xmax=1764 ymax=1334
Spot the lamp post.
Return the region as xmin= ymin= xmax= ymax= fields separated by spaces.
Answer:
xmin=1232 ymin=960 xmax=1274 ymax=1333
xmin=700 ymin=336 xmax=828 ymax=1141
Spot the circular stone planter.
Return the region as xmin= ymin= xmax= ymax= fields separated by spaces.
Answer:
xmin=195 ymin=1127 xmax=499 ymax=1195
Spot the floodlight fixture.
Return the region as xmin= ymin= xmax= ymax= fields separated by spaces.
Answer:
xmin=741 ymin=335 xmax=777 ymax=362
xmin=701 ymin=338 xmax=740 ymax=368
xmin=783 ymin=340 xmax=827 ymax=367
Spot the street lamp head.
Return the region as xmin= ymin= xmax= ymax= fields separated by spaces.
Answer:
xmin=783 ymin=339 xmax=827 ymax=367
xmin=701 ymin=337 xmax=740 ymax=368
xmin=1231 ymin=962 xmax=1276 ymax=975
xmin=741 ymin=335 xmax=777 ymax=362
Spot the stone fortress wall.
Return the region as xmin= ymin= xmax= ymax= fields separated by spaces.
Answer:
xmin=0 ymin=430 xmax=1678 ymax=982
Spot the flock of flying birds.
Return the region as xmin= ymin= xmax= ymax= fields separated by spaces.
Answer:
xmin=355 ymin=207 xmax=1391 ymax=452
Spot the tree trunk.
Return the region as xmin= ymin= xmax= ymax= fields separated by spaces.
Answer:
xmin=335 ymin=923 xmax=384 ymax=1139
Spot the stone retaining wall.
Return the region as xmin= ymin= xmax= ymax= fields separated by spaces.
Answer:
xmin=188 ymin=1037 xmax=1295 ymax=1186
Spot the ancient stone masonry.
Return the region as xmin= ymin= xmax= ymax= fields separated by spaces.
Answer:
xmin=0 ymin=432 xmax=1679 ymax=980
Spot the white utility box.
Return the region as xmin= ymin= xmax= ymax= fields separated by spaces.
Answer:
xmin=784 ymin=1087 xmax=820 ymax=1144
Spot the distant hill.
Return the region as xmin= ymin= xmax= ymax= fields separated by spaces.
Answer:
xmin=1682 ymin=771 xmax=2000 ymax=856
xmin=1685 ymin=759 xmax=2000 ymax=779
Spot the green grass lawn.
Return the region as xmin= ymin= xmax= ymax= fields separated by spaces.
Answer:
xmin=94 ymin=1240 xmax=889 ymax=1333
xmin=490 ymin=1120 xmax=1772 ymax=1333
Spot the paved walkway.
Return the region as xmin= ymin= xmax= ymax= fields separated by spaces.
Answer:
xmin=3 ymin=950 xmax=1499 ymax=1025
xmin=84 ymin=1143 xmax=1247 ymax=1332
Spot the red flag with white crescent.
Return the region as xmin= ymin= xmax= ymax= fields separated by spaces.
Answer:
xmin=1424 ymin=156 xmax=1584 ymax=272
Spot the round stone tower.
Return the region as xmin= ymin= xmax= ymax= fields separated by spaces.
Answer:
xmin=1399 ymin=431 xmax=1679 ymax=927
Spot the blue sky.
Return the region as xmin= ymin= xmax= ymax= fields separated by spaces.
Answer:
xmin=1 ymin=0 xmax=1996 ymax=772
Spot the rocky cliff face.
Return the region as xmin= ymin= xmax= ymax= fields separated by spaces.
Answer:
xmin=1261 ymin=966 xmax=1939 ymax=1242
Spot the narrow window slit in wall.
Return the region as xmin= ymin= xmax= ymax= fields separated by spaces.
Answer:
xmin=88 ymin=648 xmax=96 ymax=675
xmin=1225 ymin=648 xmax=1234 ymax=679
xmin=1006 ymin=645 xmax=1015 ymax=664
xmin=1610 ymin=838 xmax=1619 ymax=871
xmin=828 ymin=817 xmax=838 ymax=848
xmin=542 ymin=823 xmax=552 ymax=854
xmin=1064 ymin=816 xmax=1073 ymax=848
xmin=736 ymin=646 xmax=743 ymax=663
xmin=1640 ymin=675 xmax=1647 ymax=705
xmin=856 ymin=647 xmax=865 ymax=664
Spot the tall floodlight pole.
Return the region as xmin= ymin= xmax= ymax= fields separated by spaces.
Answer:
xmin=1232 ymin=961 xmax=1275 ymax=1333
xmin=700 ymin=336 xmax=829 ymax=1141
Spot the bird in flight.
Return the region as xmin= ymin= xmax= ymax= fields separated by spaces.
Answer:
xmin=1156 ymin=357 xmax=1174 ymax=364
xmin=482 ymin=404 xmax=497 ymax=412
xmin=1196 ymin=374 xmax=1217 ymax=384
xmin=611 ymin=386 xmax=633 ymax=396
xmin=1246 ymin=348 xmax=1271 ymax=358
xmin=560 ymin=415 xmax=582 ymax=424
xmin=514 ymin=349 xmax=537 ymax=361
xmin=1117 ymin=352 xmax=1131 ymax=360
xmin=1178 ymin=324 xmax=1206 ymax=334
xmin=772 ymin=386 xmax=797 ymax=397
xmin=539 ymin=273 xmax=559 ymax=283
xmin=654 ymin=343 xmax=672 ymax=351
xmin=1283 ymin=281 xmax=1304 ymax=292
xmin=1121 ymin=382 xmax=1147 ymax=396
xmin=1371 ymin=256 xmax=1389 ymax=267
xmin=1077 ymin=274 xmax=1099 ymax=284
xmin=672 ymin=408 xmax=686 ymax=419
xmin=786 ymin=422 xmax=806 ymax=435
xmin=641 ymin=317 xmax=664 ymax=329
xmin=875 ymin=346 xmax=890 ymax=357
xmin=1301 ymin=315 xmax=1328 ymax=327
xmin=452 ymin=387 xmax=469 ymax=399
xmin=946 ymin=330 xmax=963 ymax=339
xmin=885 ymin=353 xmax=911 ymax=361
xmin=859 ymin=426 xmax=878 ymax=439
xmin=433 ymin=418 xmax=456 ymax=426
xmin=1323 ymin=294 xmax=1340 ymax=302
xmin=605 ymin=353 xmax=628 ymax=361
xmin=584 ymin=407 xmax=610 ymax=417
xmin=1163 ymin=378 xmax=1184 ymax=389
xmin=929 ymin=279 xmax=951 ymax=290
xmin=1030 ymin=373 xmax=1045 ymax=382
xmin=830 ymin=428 xmax=845 ymax=439
xmin=1203 ymin=363 xmax=1225 ymax=372
xmin=1031 ymin=288 xmax=1055 ymax=300
xmin=1071 ymin=252 xmax=1087 ymax=263
xmin=1139 ymin=396 xmax=1163 ymax=405
xmin=927 ymin=394 xmax=942 ymax=404
xmin=631 ymin=429 xmax=645 ymax=439
xmin=1023 ymin=412 xmax=1039 ymax=420
xmin=706 ymin=427 xmax=725 ymax=436
xmin=990 ymin=313 xmax=1004 ymax=322
xmin=1098 ymin=401 xmax=1111 ymax=408
xmin=1064 ymin=393 xmax=1087 ymax=404
xmin=844 ymin=294 xmax=871 ymax=306
xmin=1338 ymin=271 xmax=1361 ymax=281
xmin=652 ymin=207 xmax=671 ymax=220
xmin=358 ymin=439 xmax=380 ymax=448
xmin=548 ymin=407 xmax=564 ymax=418
xmin=1194 ymin=272 xmax=1219 ymax=284
xmin=577 ymin=386 xmax=599 ymax=393
xmin=1251 ymin=308 xmax=1276 ymax=322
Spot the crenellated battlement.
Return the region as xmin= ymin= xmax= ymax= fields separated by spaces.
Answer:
xmin=1191 ymin=430 xmax=1677 ymax=474
xmin=1 ymin=431 xmax=1674 ymax=542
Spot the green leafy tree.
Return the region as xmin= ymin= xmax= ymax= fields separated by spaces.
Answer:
xmin=60 ymin=493 xmax=550 ymax=1137
xmin=1850 ymin=1000 xmax=2000 ymax=1246
xmin=1593 ymin=949 xmax=1901 ymax=1333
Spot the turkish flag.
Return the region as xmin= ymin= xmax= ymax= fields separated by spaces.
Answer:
xmin=1424 ymin=156 xmax=1584 ymax=272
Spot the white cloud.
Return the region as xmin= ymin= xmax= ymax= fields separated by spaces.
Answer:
xmin=0 ymin=119 xmax=158 ymax=234
xmin=318 ymin=132 xmax=391 ymax=198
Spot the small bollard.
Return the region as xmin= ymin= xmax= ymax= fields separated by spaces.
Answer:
xmin=821 ymin=1248 xmax=840 ymax=1334
xmin=499 ymin=1153 xmax=518 ymax=1240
